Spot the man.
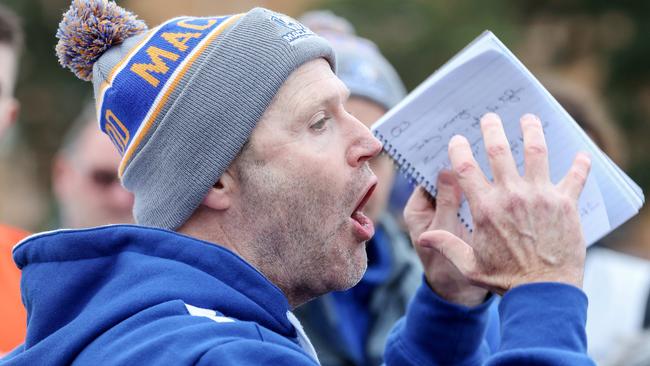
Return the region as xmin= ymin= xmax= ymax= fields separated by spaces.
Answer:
xmin=2 ymin=1 xmax=594 ymax=364
xmin=0 ymin=3 xmax=27 ymax=355
xmin=52 ymin=103 xmax=134 ymax=228
xmin=294 ymin=11 xmax=499 ymax=366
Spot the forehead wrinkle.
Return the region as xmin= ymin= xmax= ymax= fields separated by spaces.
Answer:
xmin=257 ymin=60 xmax=342 ymax=136
xmin=294 ymin=77 xmax=346 ymax=124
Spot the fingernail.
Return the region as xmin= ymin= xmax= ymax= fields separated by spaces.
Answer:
xmin=481 ymin=112 xmax=499 ymax=120
xmin=522 ymin=113 xmax=539 ymax=124
xmin=449 ymin=134 xmax=467 ymax=146
xmin=576 ymin=152 xmax=592 ymax=165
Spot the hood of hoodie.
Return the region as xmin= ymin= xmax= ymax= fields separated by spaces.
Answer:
xmin=6 ymin=225 xmax=296 ymax=364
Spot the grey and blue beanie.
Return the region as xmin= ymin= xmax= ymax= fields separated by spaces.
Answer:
xmin=299 ymin=10 xmax=406 ymax=110
xmin=55 ymin=0 xmax=335 ymax=230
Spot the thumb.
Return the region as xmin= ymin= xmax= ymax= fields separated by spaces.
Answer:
xmin=433 ymin=170 xmax=463 ymax=230
xmin=404 ymin=186 xmax=436 ymax=217
xmin=404 ymin=186 xmax=436 ymax=242
xmin=419 ymin=230 xmax=479 ymax=280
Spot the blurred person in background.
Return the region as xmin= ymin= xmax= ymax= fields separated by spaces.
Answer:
xmin=0 ymin=3 xmax=27 ymax=356
xmin=545 ymin=76 xmax=650 ymax=365
xmin=51 ymin=102 xmax=134 ymax=228
xmin=295 ymin=11 xmax=419 ymax=366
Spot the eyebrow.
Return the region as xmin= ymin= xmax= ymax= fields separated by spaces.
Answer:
xmin=290 ymin=83 xmax=345 ymax=126
xmin=318 ymin=82 xmax=350 ymax=111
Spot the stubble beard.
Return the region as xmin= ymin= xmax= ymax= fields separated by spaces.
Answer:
xmin=236 ymin=159 xmax=368 ymax=307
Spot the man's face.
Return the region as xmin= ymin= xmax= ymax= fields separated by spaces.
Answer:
xmin=232 ymin=59 xmax=382 ymax=301
xmin=53 ymin=123 xmax=134 ymax=228
xmin=0 ymin=44 xmax=18 ymax=138
xmin=345 ymin=97 xmax=395 ymax=223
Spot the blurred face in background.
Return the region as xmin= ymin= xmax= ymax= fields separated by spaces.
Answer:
xmin=345 ymin=96 xmax=395 ymax=223
xmin=52 ymin=122 xmax=134 ymax=228
xmin=0 ymin=43 xmax=19 ymax=139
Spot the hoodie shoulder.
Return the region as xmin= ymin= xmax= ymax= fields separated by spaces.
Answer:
xmin=73 ymin=300 xmax=309 ymax=365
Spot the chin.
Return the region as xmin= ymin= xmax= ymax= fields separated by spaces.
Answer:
xmin=334 ymin=248 xmax=368 ymax=291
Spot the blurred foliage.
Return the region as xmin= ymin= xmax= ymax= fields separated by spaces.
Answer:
xmin=519 ymin=0 xmax=650 ymax=197
xmin=1 ymin=0 xmax=648 ymax=232
xmin=312 ymin=0 xmax=522 ymax=90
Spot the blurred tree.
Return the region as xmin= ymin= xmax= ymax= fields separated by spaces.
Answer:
xmin=517 ymin=0 xmax=650 ymax=199
xmin=312 ymin=0 xmax=522 ymax=90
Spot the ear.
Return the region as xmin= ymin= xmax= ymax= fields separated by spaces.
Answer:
xmin=201 ymin=168 xmax=236 ymax=211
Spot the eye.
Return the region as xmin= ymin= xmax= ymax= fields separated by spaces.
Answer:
xmin=310 ymin=116 xmax=330 ymax=132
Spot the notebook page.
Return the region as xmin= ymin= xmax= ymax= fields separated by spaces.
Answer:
xmin=373 ymin=47 xmax=611 ymax=245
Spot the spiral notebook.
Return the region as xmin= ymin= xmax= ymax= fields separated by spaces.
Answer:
xmin=371 ymin=31 xmax=644 ymax=246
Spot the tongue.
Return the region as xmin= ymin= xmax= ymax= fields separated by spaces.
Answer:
xmin=351 ymin=211 xmax=375 ymax=240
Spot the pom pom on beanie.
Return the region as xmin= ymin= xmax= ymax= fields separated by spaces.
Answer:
xmin=55 ymin=0 xmax=147 ymax=81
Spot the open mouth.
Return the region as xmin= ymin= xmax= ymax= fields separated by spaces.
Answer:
xmin=350 ymin=179 xmax=377 ymax=241
xmin=352 ymin=182 xmax=376 ymax=215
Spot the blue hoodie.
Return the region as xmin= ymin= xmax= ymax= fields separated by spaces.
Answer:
xmin=2 ymin=225 xmax=594 ymax=365
xmin=3 ymin=225 xmax=318 ymax=365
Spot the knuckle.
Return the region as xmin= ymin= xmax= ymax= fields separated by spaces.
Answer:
xmin=455 ymin=161 xmax=477 ymax=176
xmin=472 ymin=201 xmax=491 ymax=225
xmin=560 ymin=195 xmax=576 ymax=214
xmin=504 ymin=191 xmax=526 ymax=212
xmin=435 ymin=195 xmax=457 ymax=209
xmin=571 ymin=166 xmax=588 ymax=184
xmin=525 ymin=143 xmax=547 ymax=157
xmin=531 ymin=192 xmax=551 ymax=210
xmin=486 ymin=143 xmax=509 ymax=159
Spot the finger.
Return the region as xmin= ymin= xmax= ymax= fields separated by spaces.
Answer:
xmin=521 ymin=114 xmax=549 ymax=183
xmin=448 ymin=134 xmax=490 ymax=203
xmin=557 ymin=152 xmax=592 ymax=201
xmin=405 ymin=186 xmax=436 ymax=215
xmin=480 ymin=113 xmax=519 ymax=183
xmin=404 ymin=186 xmax=437 ymax=243
xmin=433 ymin=170 xmax=462 ymax=230
xmin=419 ymin=230 xmax=478 ymax=280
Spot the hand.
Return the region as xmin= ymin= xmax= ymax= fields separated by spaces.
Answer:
xmin=405 ymin=172 xmax=488 ymax=307
xmin=419 ymin=113 xmax=591 ymax=294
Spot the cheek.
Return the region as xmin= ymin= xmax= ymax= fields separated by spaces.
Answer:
xmin=283 ymin=149 xmax=348 ymax=191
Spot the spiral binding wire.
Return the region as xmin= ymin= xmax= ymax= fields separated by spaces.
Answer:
xmin=375 ymin=130 xmax=473 ymax=232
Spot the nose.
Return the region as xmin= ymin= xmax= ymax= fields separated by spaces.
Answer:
xmin=346 ymin=115 xmax=383 ymax=168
